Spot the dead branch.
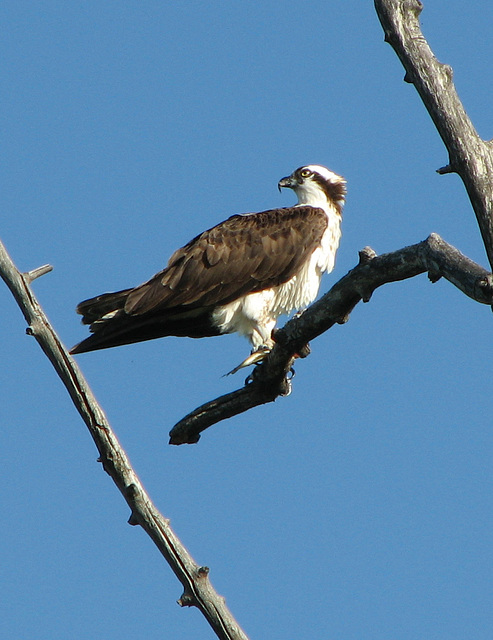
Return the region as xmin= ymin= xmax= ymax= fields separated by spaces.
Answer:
xmin=169 ymin=233 xmax=493 ymax=445
xmin=0 ymin=237 xmax=249 ymax=640
xmin=374 ymin=0 xmax=493 ymax=268
xmin=170 ymin=1 xmax=493 ymax=444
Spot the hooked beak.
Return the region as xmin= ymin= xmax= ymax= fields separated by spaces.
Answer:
xmin=278 ymin=175 xmax=296 ymax=193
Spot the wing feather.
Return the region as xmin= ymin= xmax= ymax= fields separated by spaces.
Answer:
xmin=124 ymin=206 xmax=327 ymax=316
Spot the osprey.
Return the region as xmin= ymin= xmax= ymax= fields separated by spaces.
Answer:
xmin=70 ymin=165 xmax=346 ymax=369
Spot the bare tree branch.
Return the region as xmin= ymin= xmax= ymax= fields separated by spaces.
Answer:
xmin=0 ymin=237 xmax=250 ymax=640
xmin=374 ymin=0 xmax=493 ymax=268
xmin=24 ymin=263 xmax=53 ymax=282
xmin=171 ymin=3 xmax=493 ymax=445
xmin=169 ymin=233 xmax=493 ymax=445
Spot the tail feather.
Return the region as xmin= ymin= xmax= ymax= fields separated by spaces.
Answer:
xmin=76 ymin=289 xmax=133 ymax=325
xmin=70 ymin=290 xmax=221 ymax=354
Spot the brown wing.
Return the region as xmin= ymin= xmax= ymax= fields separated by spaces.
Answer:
xmin=123 ymin=206 xmax=328 ymax=316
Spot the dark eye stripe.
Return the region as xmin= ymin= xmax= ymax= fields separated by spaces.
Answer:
xmin=296 ymin=167 xmax=312 ymax=179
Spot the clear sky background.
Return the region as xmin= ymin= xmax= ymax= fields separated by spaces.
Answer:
xmin=2 ymin=2 xmax=493 ymax=639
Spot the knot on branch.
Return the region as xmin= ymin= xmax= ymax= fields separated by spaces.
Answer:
xmin=177 ymin=591 xmax=197 ymax=608
xmin=477 ymin=274 xmax=493 ymax=301
xmin=354 ymin=250 xmax=378 ymax=302
xmin=437 ymin=163 xmax=455 ymax=175
xmin=404 ymin=70 xmax=414 ymax=84
xmin=358 ymin=246 xmax=377 ymax=265
xmin=296 ymin=343 xmax=311 ymax=358
xmin=427 ymin=270 xmax=442 ymax=284
xmin=410 ymin=0 xmax=424 ymax=17
xmin=442 ymin=63 xmax=454 ymax=82
xmin=336 ymin=312 xmax=351 ymax=324
xmin=247 ymin=358 xmax=294 ymax=399
xmin=126 ymin=485 xmax=143 ymax=525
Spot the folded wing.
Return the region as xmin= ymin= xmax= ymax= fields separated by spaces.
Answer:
xmin=71 ymin=206 xmax=327 ymax=353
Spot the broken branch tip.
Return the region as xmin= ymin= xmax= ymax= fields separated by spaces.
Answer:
xmin=24 ymin=264 xmax=54 ymax=283
xmin=437 ymin=164 xmax=454 ymax=175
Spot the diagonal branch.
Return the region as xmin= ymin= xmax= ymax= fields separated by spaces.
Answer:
xmin=374 ymin=0 xmax=493 ymax=268
xmin=0 ymin=237 xmax=249 ymax=640
xmin=169 ymin=233 xmax=493 ymax=445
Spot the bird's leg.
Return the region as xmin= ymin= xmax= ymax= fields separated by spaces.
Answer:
xmin=224 ymin=345 xmax=271 ymax=376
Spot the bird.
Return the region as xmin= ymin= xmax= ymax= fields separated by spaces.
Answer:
xmin=70 ymin=164 xmax=346 ymax=371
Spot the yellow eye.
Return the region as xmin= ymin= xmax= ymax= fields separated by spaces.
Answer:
xmin=300 ymin=169 xmax=312 ymax=178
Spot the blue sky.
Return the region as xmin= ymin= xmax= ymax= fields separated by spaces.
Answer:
xmin=2 ymin=2 xmax=493 ymax=638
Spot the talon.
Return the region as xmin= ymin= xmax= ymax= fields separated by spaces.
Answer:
xmin=280 ymin=378 xmax=292 ymax=397
xmin=224 ymin=346 xmax=271 ymax=376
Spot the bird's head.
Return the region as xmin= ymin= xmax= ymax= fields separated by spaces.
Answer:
xmin=278 ymin=165 xmax=346 ymax=214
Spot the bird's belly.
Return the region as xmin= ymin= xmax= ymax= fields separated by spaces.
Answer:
xmin=211 ymin=266 xmax=322 ymax=349
xmin=211 ymin=289 xmax=277 ymax=349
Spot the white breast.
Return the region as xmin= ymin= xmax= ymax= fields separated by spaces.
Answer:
xmin=271 ymin=208 xmax=342 ymax=315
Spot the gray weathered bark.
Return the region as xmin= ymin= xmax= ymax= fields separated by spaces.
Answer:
xmin=0 ymin=238 xmax=250 ymax=640
xmin=374 ymin=0 xmax=493 ymax=268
